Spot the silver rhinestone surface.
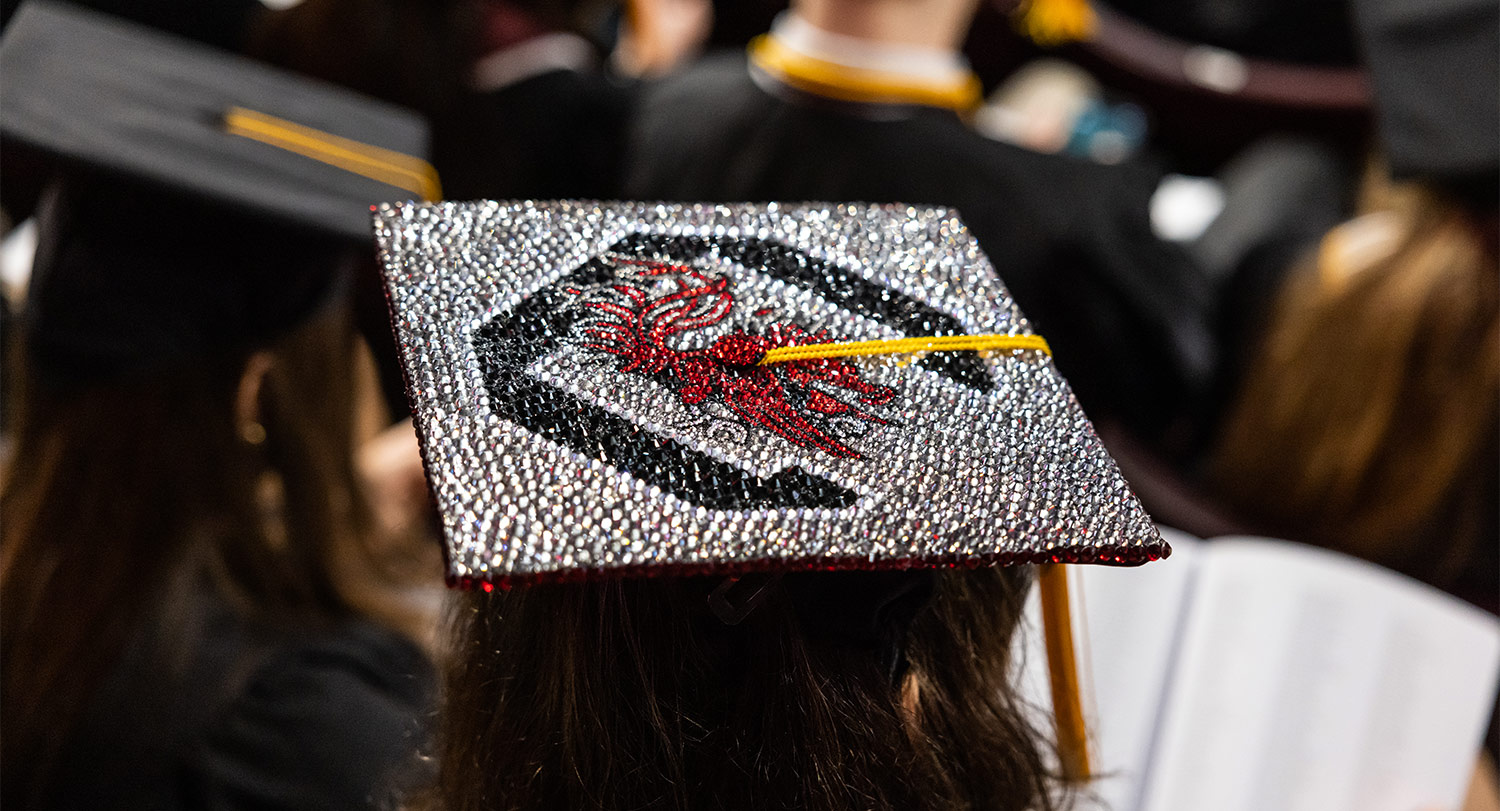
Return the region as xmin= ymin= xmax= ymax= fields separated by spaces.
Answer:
xmin=374 ymin=201 xmax=1167 ymax=586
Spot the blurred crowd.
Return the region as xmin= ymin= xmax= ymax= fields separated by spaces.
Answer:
xmin=0 ymin=0 xmax=1494 ymax=808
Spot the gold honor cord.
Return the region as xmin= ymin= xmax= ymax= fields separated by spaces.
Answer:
xmin=1039 ymin=564 xmax=1091 ymax=780
xmin=222 ymin=107 xmax=443 ymax=202
xmin=748 ymin=34 xmax=984 ymax=113
xmin=758 ymin=333 xmax=1051 ymax=365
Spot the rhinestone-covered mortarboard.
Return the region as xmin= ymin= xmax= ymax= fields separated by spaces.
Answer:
xmin=374 ymin=201 xmax=1168 ymax=588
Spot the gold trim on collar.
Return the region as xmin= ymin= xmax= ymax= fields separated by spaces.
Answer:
xmin=748 ymin=34 xmax=982 ymax=113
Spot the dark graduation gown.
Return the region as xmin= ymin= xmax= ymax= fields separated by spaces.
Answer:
xmin=33 ymin=590 xmax=433 ymax=811
xmin=437 ymin=69 xmax=636 ymax=202
xmin=622 ymin=55 xmax=1218 ymax=449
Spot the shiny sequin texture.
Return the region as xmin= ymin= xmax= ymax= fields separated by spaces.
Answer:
xmin=373 ymin=201 xmax=1169 ymax=587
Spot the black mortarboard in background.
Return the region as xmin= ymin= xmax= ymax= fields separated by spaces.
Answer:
xmin=0 ymin=0 xmax=267 ymax=52
xmin=0 ymin=1 xmax=437 ymax=384
xmin=1352 ymin=0 xmax=1499 ymax=199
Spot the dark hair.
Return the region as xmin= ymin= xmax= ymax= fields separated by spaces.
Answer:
xmin=420 ymin=567 xmax=1068 ymax=811
xmin=0 ymin=301 xmax=376 ymax=804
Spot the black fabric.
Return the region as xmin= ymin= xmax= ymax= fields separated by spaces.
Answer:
xmin=623 ymin=57 xmax=1218 ymax=448
xmin=1351 ymin=0 xmax=1499 ymax=195
xmin=42 ymin=591 xmax=433 ymax=811
xmin=437 ymin=69 xmax=635 ymax=202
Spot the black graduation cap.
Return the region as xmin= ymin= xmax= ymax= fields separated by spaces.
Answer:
xmin=0 ymin=1 xmax=439 ymax=382
xmin=1352 ymin=0 xmax=1499 ymax=192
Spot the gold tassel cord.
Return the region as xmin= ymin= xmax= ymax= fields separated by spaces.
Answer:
xmin=758 ymin=333 xmax=1051 ymax=365
xmin=1039 ymin=564 xmax=1092 ymax=780
xmin=223 ymin=106 xmax=442 ymax=201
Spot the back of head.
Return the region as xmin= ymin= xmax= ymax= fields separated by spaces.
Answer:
xmin=1211 ymin=0 xmax=1500 ymax=597
xmin=427 ymin=568 xmax=1063 ymax=811
xmin=24 ymin=176 xmax=343 ymax=386
xmin=1212 ymin=174 xmax=1499 ymax=593
xmin=0 ymin=176 xmax=373 ymax=804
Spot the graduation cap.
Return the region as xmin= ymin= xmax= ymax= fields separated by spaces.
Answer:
xmin=0 ymin=1 xmax=438 ymax=382
xmin=376 ymin=200 xmax=1167 ymax=586
xmin=1351 ymin=0 xmax=1499 ymax=194
xmin=378 ymin=200 xmax=1164 ymax=776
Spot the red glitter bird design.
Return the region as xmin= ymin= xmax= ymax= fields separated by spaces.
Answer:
xmin=570 ymin=256 xmax=896 ymax=459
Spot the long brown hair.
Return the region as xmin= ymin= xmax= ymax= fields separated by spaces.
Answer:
xmin=1212 ymin=175 xmax=1499 ymax=596
xmin=0 ymin=303 xmax=377 ymax=804
xmin=421 ymin=567 xmax=1067 ymax=811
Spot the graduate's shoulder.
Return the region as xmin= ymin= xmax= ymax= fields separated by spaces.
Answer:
xmin=937 ymin=126 xmax=1163 ymax=207
xmin=637 ymin=51 xmax=765 ymax=120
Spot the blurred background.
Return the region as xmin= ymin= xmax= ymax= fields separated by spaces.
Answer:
xmin=0 ymin=0 xmax=1494 ymax=808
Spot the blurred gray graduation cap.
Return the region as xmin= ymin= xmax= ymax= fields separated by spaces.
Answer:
xmin=1353 ymin=0 xmax=1499 ymax=193
xmin=0 ymin=1 xmax=439 ymax=382
xmin=1 ymin=0 xmax=439 ymax=240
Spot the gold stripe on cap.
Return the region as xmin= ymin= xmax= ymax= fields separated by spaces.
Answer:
xmin=758 ymin=333 xmax=1050 ymax=365
xmin=749 ymin=34 xmax=983 ymax=113
xmin=223 ymin=106 xmax=442 ymax=202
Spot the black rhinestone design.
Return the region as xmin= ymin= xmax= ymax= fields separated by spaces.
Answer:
xmin=608 ymin=232 xmax=994 ymax=391
xmin=474 ymin=262 xmax=858 ymax=510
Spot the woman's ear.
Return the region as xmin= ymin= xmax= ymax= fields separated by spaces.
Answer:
xmin=236 ymin=351 xmax=276 ymax=445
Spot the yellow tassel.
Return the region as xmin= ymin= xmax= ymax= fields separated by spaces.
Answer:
xmin=758 ymin=333 xmax=1051 ymax=365
xmin=1039 ymin=563 xmax=1092 ymax=780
